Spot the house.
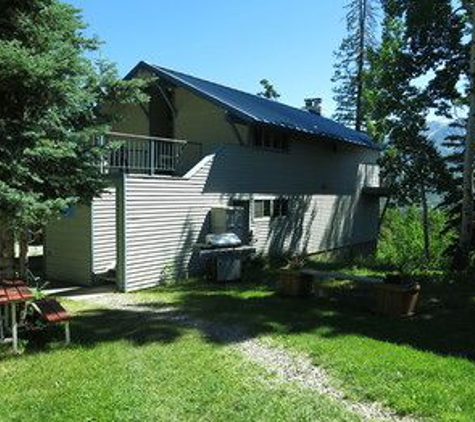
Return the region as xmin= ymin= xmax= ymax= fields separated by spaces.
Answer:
xmin=44 ymin=61 xmax=384 ymax=292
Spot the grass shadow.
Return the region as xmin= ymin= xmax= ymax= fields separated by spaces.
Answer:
xmin=0 ymin=304 xmax=186 ymax=360
xmin=165 ymin=274 xmax=475 ymax=360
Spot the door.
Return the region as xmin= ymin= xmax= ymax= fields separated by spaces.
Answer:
xmin=231 ymin=200 xmax=251 ymax=245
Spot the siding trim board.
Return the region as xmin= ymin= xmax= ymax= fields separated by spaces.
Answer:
xmin=116 ymin=174 xmax=128 ymax=292
xmin=90 ymin=201 xmax=95 ymax=282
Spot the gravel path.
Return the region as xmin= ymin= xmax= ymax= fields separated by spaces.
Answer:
xmin=67 ymin=291 xmax=416 ymax=422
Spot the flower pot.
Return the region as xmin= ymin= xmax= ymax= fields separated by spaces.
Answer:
xmin=374 ymin=281 xmax=420 ymax=317
xmin=278 ymin=270 xmax=312 ymax=297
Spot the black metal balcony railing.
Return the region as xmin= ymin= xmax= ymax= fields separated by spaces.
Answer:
xmin=100 ymin=132 xmax=202 ymax=176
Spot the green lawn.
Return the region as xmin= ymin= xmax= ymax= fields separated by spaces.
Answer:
xmin=2 ymin=265 xmax=474 ymax=421
xmin=137 ymin=268 xmax=475 ymax=421
xmin=0 ymin=301 xmax=357 ymax=421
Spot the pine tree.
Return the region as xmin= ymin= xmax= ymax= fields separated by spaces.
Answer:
xmin=440 ymin=118 xmax=466 ymax=256
xmin=366 ymin=1 xmax=453 ymax=264
xmin=399 ymin=0 xmax=472 ymax=268
xmin=458 ymin=1 xmax=475 ymax=267
xmin=0 ymin=0 xmax=146 ymax=277
xmin=257 ymin=79 xmax=280 ymax=100
xmin=332 ymin=0 xmax=379 ymax=131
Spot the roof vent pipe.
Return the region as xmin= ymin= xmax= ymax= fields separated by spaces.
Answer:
xmin=304 ymin=98 xmax=322 ymax=115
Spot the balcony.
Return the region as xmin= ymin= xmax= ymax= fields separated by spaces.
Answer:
xmin=359 ymin=163 xmax=391 ymax=197
xmin=101 ymin=132 xmax=202 ymax=176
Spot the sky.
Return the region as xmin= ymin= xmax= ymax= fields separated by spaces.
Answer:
xmin=67 ymin=0 xmax=351 ymax=116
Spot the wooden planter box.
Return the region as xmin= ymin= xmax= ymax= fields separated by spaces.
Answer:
xmin=278 ymin=270 xmax=312 ymax=297
xmin=374 ymin=282 xmax=420 ymax=317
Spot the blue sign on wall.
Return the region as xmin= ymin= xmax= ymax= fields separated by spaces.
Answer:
xmin=63 ymin=206 xmax=76 ymax=219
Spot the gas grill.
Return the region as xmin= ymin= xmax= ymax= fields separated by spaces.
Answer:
xmin=196 ymin=233 xmax=255 ymax=282
xmin=204 ymin=232 xmax=242 ymax=249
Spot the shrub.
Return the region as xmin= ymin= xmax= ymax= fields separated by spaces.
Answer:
xmin=377 ymin=206 xmax=455 ymax=272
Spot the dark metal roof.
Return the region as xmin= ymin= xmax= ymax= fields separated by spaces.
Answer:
xmin=132 ymin=61 xmax=379 ymax=150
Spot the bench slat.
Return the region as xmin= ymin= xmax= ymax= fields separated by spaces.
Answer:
xmin=6 ymin=287 xmax=22 ymax=302
xmin=34 ymin=299 xmax=70 ymax=323
xmin=17 ymin=285 xmax=34 ymax=301
xmin=0 ymin=287 xmax=8 ymax=305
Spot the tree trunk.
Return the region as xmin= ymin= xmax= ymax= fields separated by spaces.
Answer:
xmin=355 ymin=0 xmax=368 ymax=132
xmin=0 ymin=216 xmax=15 ymax=279
xmin=458 ymin=2 xmax=475 ymax=268
xmin=421 ymin=182 xmax=431 ymax=263
xmin=19 ymin=228 xmax=29 ymax=280
xmin=377 ymin=196 xmax=391 ymax=236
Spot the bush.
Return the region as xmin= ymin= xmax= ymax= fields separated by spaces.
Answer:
xmin=377 ymin=206 xmax=455 ymax=272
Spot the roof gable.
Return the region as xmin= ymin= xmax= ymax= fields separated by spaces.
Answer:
xmin=130 ymin=61 xmax=379 ymax=150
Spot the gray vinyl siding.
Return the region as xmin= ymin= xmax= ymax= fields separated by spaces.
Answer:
xmin=203 ymin=141 xmax=378 ymax=195
xmin=91 ymin=188 xmax=117 ymax=274
xmin=119 ymin=142 xmax=380 ymax=291
xmin=252 ymin=194 xmax=378 ymax=255
xmin=204 ymin=143 xmax=380 ymax=255
xmin=120 ymin=156 xmax=228 ymax=292
xmin=45 ymin=205 xmax=92 ymax=285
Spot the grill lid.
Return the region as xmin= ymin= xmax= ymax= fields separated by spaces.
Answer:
xmin=205 ymin=233 xmax=242 ymax=248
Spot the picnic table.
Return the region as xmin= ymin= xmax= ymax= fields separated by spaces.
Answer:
xmin=0 ymin=280 xmax=34 ymax=353
xmin=0 ymin=280 xmax=72 ymax=353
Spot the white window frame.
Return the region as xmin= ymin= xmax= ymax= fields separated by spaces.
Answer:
xmin=253 ymin=197 xmax=289 ymax=221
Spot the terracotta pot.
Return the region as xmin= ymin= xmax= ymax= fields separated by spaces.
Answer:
xmin=374 ymin=282 xmax=420 ymax=317
xmin=278 ymin=269 xmax=312 ymax=297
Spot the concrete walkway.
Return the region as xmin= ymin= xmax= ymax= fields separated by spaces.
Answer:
xmin=61 ymin=290 xmax=415 ymax=422
xmin=45 ymin=284 xmax=116 ymax=299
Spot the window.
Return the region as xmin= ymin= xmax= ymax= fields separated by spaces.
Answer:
xmin=263 ymin=200 xmax=272 ymax=216
xmin=253 ymin=128 xmax=289 ymax=152
xmin=254 ymin=200 xmax=263 ymax=218
xmin=273 ymin=198 xmax=289 ymax=218
xmin=254 ymin=200 xmax=272 ymax=218
xmin=254 ymin=198 xmax=289 ymax=219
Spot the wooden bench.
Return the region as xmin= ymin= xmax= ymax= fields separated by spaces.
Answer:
xmin=299 ymin=269 xmax=383 ymax=302
xmin=0 ymin=280 xmax=35 ymax=353
xmin=300 ymin=269 xmax=383 ymax=284
xmin=31 ymin=299 xmax=71 ymax=344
